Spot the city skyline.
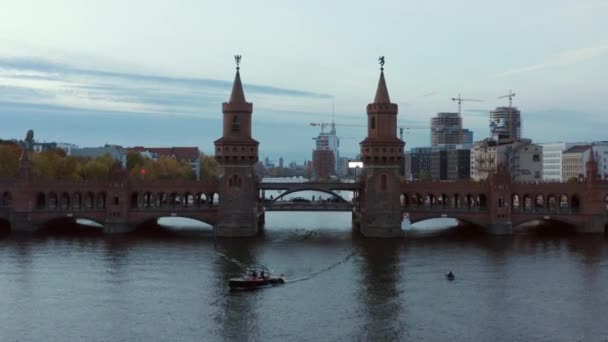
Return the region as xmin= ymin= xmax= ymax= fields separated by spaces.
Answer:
xmin=1 ymin=0 xmax=607 ymax=161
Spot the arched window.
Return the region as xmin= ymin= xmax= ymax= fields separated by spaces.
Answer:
xmin=370 ymin=117 xmax=376 ymax=130
xmin=232 ymin=116 xmax=240 ymax=132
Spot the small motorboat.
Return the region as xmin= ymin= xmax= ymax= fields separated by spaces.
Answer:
xmin=229 ymin=274 xmax=286 ymax=290
xmin=445 ymin=272 xmax=455 ymax=281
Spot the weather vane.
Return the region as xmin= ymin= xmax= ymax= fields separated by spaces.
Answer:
xmin=378 ymin=56 xmax=385 ymax=70
xmin=234 ymin=55 xmax=242 ymax=70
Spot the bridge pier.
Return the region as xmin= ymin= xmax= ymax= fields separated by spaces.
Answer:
xmin=487 ymin=222 xmax=513 ymax=235
xmin=580 ymin=216 xmax=608 ymax=233
xmin=104 ymin=222 xmax=134 ymax=234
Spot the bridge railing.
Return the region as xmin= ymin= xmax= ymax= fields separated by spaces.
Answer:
xmin=511 ymin=208 xmax=580 ymax=215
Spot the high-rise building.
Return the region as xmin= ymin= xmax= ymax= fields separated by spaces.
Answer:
xmin=312 ymin=149 xmax=335 ymax=180
xmin=490 ymin=106 xmax=521 ymax=141
xmin=431 ymin=112 xmax=462 ymax=146
xmin=313 ymin=123 xmax=339 ymax=174
xmin=461 ymin=129 xmax=473 ymax=145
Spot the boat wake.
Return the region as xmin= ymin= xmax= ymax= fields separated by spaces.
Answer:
xmin=286 ymin=250 xmax=357 ymax=284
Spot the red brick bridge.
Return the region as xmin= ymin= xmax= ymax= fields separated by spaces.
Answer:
xmin=399 ymin=166 xmax=608 ymax=234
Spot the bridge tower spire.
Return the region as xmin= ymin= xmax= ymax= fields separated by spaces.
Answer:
xmin=214 ymin=55 xmax=261 ymax=237
xmin=358 ymin=57 xmax=405 ymax=237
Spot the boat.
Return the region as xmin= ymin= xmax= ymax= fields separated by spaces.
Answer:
xmin=445 ymin=272 xmax=455 ymax=281
xmin=229 ymin=273 xmax=286 ymax=290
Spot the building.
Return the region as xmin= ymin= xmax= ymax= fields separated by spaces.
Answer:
xmin=591 ymin=142 xmax=608 ymax=180
xmin=409 ymin=147 xmax=432 ymax=180
xmin=403 ymin=152 xmax=412 ymax=180
xmin=312 ymin=149 xmax=335 ymax=180
xmin=313 ymin=123 xmax=340 ymax=174
xmin=337 ymin=156 xmax=350 ymax=178
xmin=128 ymin=146 xmax=201 ymax=180
xmin=562 ymin=145 xmax=591 ymax=181
xmin=461 ymin=129 xmax=473 ymax=145
xmin=71 ymin=145 xmax=127 ymax=168
xmin=471 ymin=138 xmax=542 ymax=181
xmin=490 ymin=106 xmax=521 ymax=141
xmin=431 ymin=112 xmax=462 ymax=146
xmin=447 ymin=148 xmax=471 ymax=180
xmin=539 ymin=142 xmax=581 ymax=181
xmin=430 ymin=147 xmax=448 ymax=180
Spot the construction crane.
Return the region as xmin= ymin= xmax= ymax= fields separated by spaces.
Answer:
xmin=451 ymin=94 xmax=482 ymax=115
xmin=498 ymin=90 xmax=516 ymax=107
xmin=398 ymin=126 xmax=427 ymax=140
xmin=309 ymin=122 xmax=366 ymax=134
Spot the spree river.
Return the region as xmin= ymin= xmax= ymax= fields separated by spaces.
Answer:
xmin=1 ymin=212 xmax=608 ymax=342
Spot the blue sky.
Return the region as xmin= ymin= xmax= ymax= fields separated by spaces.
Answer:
xmin=1 ymin=0 xmax=607 ymax=161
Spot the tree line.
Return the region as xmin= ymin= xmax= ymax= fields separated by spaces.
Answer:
xmin=0 ymin=143 xmax=218 ymax=181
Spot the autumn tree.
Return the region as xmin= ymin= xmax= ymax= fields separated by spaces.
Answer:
xmin=199 ymin=153 xmax=219 ymax=180
xmin=0 ymin=144 xmax=20 ymax=177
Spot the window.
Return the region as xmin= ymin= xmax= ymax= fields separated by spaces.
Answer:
xmin=370 ymin=117 xmax=376 ymax=129
xmin=232 ymin=116 xmax=240 ymax=131
xmin=533 ymin=154 xmax=540 ymax=162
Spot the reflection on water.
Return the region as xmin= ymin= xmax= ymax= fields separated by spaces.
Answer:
xmin=0 ymin=213 xmax=608 ymax=341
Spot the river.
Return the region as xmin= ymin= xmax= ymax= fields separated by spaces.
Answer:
xmin=1 ymin=212 xmax=607 ymax=341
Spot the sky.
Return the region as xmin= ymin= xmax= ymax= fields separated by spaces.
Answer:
xmin=0 ymin=0 xmax=607 ymax=162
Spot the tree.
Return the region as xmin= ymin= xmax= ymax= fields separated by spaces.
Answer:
xmin=127 ymin=151 xmax=146 ymax=171
xmin=199 ymin=153 xmax=219 ymax=180
xmin=566 ymin=176 xmax=578 ymax=184
xmin=0 ymin=145 xmax=20 ymax=177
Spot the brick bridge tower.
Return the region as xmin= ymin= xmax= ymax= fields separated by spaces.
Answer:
xmin=214 ymin=56 xmax=261 ymax=237
xmin=359 ymin=58 xmax=405 ymax=237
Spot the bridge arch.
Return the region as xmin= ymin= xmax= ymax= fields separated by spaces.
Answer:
xmin=36 ymin=192 xmax=46 ymax=209
xmin=571 ymin=194 xmax=580 ymax=211
xmin=72 ymin=193 xmax=82 ymax=210
xmin=59 ymin=192 xmax=70 ymax=210
xmin=37 ymin=216 xmax=105 ymax=234
xmin=48 ymin=192 xmax=58 ymax=210
xmin=96 ymin=192 xmax=106 ymax=209
xmin=560 ymin=194 xmax=569 ymax=208
xmin=512 ymin=217 xmax=578 ymax=234
xmin=133 ymin=215 xmax=216 ymax=230
xmin=535 ymin=194 xmax=544 ymax=208
xmin=409 ymin=215 xmax=488 ymax=231
xmin=1 ymin=191 xmax=12 ymax=207
xmin=84 ymin=192 xmax=94 ymax=209
xmin=512 ymin=193 xmax=520 ymax=209
xmin=270 ymin=188 xmax=349 ymax=203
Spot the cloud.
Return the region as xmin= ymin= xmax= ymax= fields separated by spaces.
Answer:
xmin=0 ymin=57 xmax=333 ymax=120
xmin=496 ymin=44 xmax=608 ymax=77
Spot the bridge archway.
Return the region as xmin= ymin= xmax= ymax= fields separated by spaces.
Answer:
xmin=133 ymin=216 xmax=214 ymax=234
xmin=72 ymin=193 xmax=82 ymax=210
xmin=408 ymin=216 xmax=487 ymax=235
xmin=36 ymin=192 xmax=46 ymax=209
xmin=513 ymin=218 xmax=577 ymax=235
xmin=0 ymin=218 xmax=10 ymax=234
xmin=48 ymin=192 xmax=58 ymax=210
xmin=84 ymin=192 xmax=94 ymax=209
xmin=38 ymin=216 xmax=105 ymax=235
xmin=1 ymin=191 xmax=11 ymax=207
xmin=571 ymin=194 xmax=580 ymax=211
xmin=270 ymin=188 xmax=350 ymax=203
xmin=59 ymin=192 xmax=70 ymax=210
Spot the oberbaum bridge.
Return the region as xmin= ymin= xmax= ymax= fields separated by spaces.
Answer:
xmin=1 ymin=57 xmax=608 ymax=238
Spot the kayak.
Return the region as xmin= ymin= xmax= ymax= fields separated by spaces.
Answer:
xmin=229 ymin=275 xmax=285 ymax=289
